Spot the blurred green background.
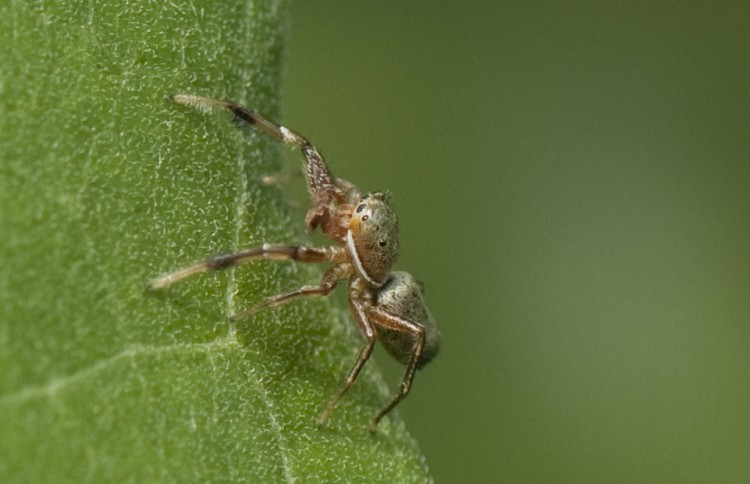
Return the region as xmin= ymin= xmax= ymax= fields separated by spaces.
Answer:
xmin=283 ymin=1 xmax=750 ymax=482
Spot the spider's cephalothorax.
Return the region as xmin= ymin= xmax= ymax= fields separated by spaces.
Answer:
xmin=149 ymin=94 xmax=439 ymax=432
xmin=347 ymin=191 xmax=400 ymax=287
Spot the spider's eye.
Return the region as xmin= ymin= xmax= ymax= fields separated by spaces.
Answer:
xmin=378 ymin=239 xmax=387 ymax=247
xmin=362 ymin=215 xmax=369 ymax=221
xmin=356 ymin=204 xmax=366 ymax=213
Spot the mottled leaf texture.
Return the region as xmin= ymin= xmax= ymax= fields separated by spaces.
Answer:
xmin=0 ymin=1 xmax=431 ymax=482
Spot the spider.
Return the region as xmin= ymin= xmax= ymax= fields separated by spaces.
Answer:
xmin=149 ymin=95 xmax=440 ymax=433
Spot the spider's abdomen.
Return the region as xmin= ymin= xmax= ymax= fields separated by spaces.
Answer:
xmin=374 ymin=271 xmax=440 ymax=368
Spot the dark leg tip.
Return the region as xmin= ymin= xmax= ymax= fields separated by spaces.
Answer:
xmin=230 ymin=105 xmax=257 ymax=125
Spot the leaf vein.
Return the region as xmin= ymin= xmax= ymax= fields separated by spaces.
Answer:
xmin=0 ymin=339 xmax=232 ymax=406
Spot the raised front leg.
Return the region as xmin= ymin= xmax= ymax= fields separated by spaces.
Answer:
xmin=171 ymin=94 xmax=344 ymax=201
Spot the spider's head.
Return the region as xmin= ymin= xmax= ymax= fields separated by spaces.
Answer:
xmin=346 ymin=191 xmax=399 ymax=287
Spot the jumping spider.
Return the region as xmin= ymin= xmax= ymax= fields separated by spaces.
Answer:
xmin=149 ymin=94 xmax=440 ymax=433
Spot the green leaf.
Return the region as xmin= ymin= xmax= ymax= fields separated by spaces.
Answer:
xmin=0 ymin=1 xmax=431 ymax=481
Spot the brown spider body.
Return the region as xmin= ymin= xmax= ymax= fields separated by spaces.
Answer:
xmin=149 ymin=94 xmax=439 ymax=432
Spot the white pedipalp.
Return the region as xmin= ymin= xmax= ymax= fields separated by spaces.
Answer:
xmin=346 ymin=230 xmax=382 ymax=288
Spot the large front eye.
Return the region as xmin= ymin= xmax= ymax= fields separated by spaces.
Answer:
xmin=378 ymin=239 xmax=387 ymax=247
xmin=356 ymin=203 xmax=366 ymax=213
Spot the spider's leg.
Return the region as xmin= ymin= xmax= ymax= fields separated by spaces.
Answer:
xmin=317 ymin=296 xmax=377 ymax=429
xmin=229 ymin=263 xmax=352 ymax=321
xmin=335 ymin=177 xmax=360 ymax=203
xmin=261 ymin=171 xmax=302 ymax=186
xmin=365 ymin=307 xmax=425 ymax=433
xmin=172 ymin=94 xmax=336 ymax=195
xmin=148 ymin=245 xmax=343 ymax=290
